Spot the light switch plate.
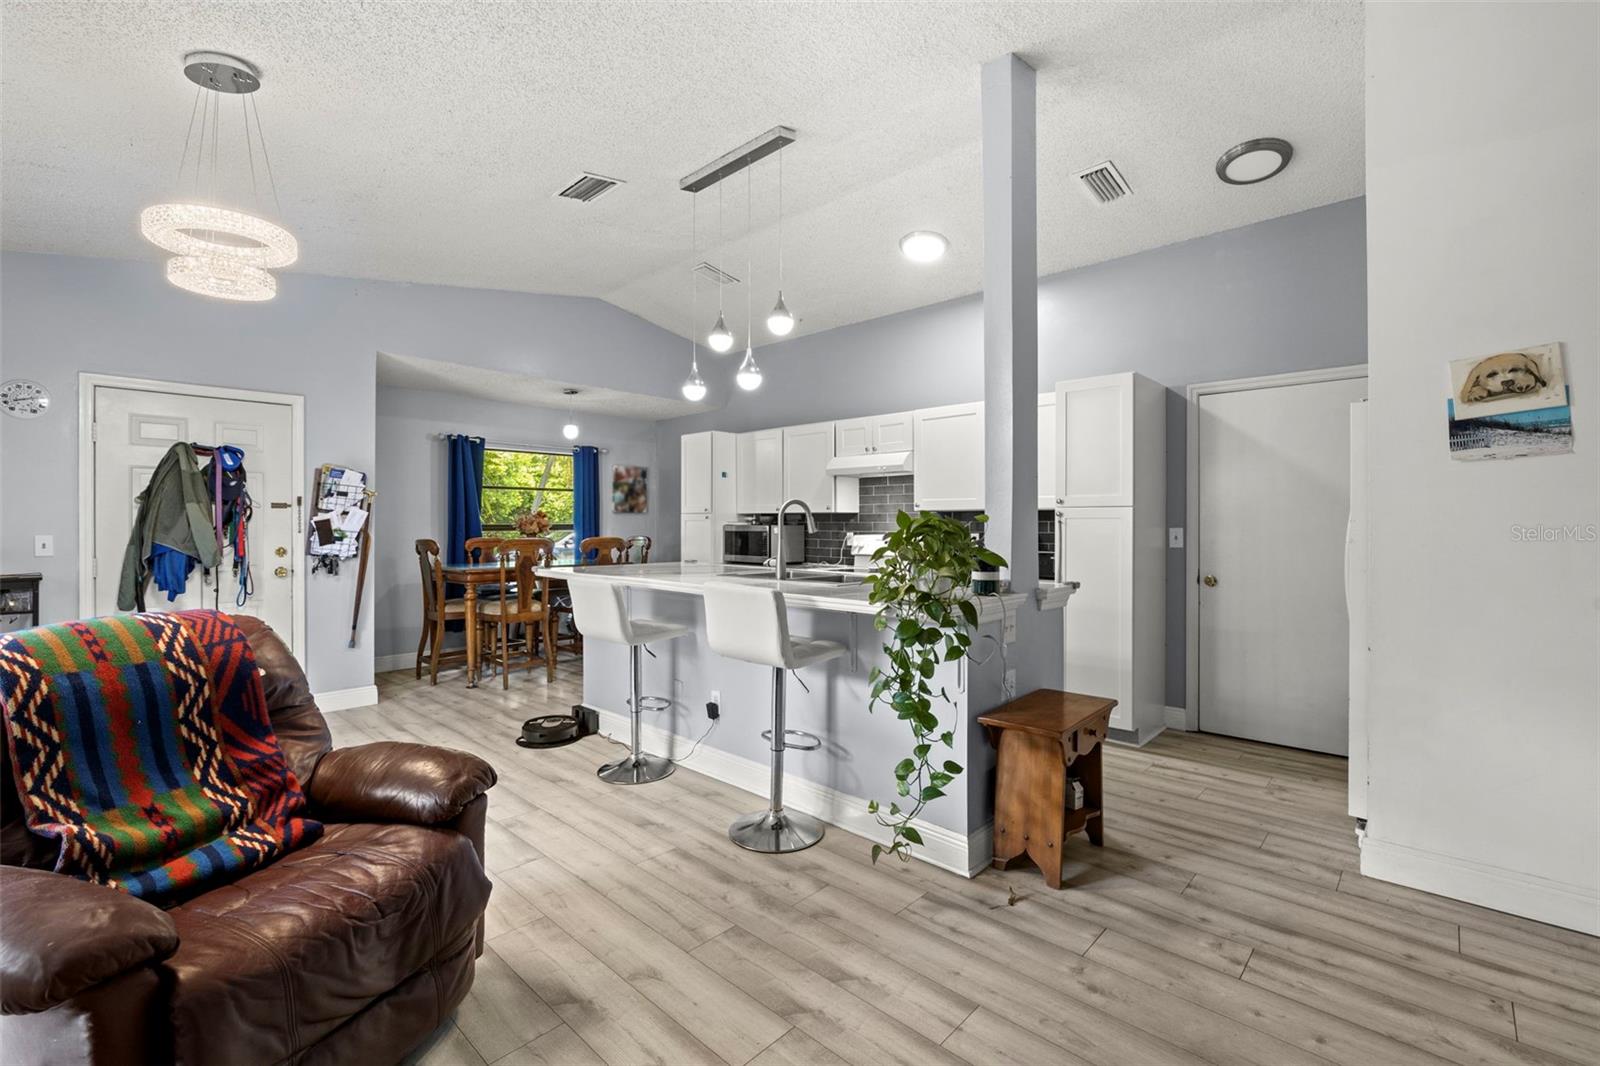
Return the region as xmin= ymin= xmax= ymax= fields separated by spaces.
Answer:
xmin=1168 ymin=527 xmax=1184 ymax=549
xmin=33 ymin=534 xmax=53 ymax=557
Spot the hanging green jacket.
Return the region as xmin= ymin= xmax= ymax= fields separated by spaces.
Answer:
xmin=117 ymin=443 xmax=220 ymax=611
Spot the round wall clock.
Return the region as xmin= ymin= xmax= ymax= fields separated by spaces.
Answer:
xmin=0 ymin=379 xmax=52 ymax=418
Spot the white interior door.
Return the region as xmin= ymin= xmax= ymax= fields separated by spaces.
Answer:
xmin=1197 ymin=375 xmax=1368 ymax=753
xmin=92 ymin=385 xmax=297 ymax=644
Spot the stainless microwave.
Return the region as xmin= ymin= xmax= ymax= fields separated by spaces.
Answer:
xmin=723 ymin=522 xmax=804 ymax=565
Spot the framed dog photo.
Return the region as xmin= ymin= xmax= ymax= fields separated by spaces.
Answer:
xmin=1446 ymin=342 xmax=1572 ymax=461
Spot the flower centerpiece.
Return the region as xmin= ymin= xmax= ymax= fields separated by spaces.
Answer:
xmin=515 ymin=510 xmax=552 ymax=536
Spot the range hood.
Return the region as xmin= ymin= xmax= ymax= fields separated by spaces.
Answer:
xmin=825 ymin=450 xmax=915 ymax=476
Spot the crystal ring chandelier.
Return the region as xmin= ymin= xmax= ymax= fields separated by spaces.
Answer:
xmin=140 ymin=52 xmax=298 ymax=301
xmin=141 ymin=204 xmax=297 ymax=269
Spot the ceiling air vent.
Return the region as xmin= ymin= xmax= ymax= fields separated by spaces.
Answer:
xmin=555 ymin=172 xmax=623 ymax=203
xmin=1074 ymin=160 xmax=1130 ymax=205
xmin=693 ymin=261 xmax=740 ymax=286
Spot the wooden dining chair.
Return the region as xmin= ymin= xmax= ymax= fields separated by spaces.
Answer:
xmin=475 ymin=538 xmax=556 ymax=687
xmin=624 ymin=535 xmax=652 ymax=563
xmin=578 ymin=536 xmax=628 ymax=565
xmin=415 ymin=539 xmax=469 ymax=685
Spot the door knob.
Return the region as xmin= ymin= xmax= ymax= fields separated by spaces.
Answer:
xmin=1202 ymin=574 xmax=1218 ymax=587
xmin=274 ymin=546 xmax=287 ymax=557
xmin=274 ymin=566 xmax=289 ymax=578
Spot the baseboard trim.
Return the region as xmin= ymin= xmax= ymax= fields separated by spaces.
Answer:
xmin=1360 ymin=835 xmax=1599 ymax=936
xmin=1165 ymin=705 xmax=1196 ymax=731
xmin=314 ymin=685 xmax=380 ymax=713
xmin=374 ymin=652 xmax=415 ymax=674
xmin=588 ymin=704 xmax=989 ymax=878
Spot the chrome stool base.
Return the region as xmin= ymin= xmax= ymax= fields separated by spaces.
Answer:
xmin=729 ymin=808 xmax=824 ymax=853
xmin=597 ymin=752 xmax=675 ymax=785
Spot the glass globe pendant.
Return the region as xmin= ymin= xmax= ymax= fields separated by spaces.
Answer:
xmin=766 ymin=292 xmax=794 ymax=336
xmin=707 ymin=313 xmax=734 ymax=353
xmin=561 ymin=388 xmax=580 ymax=440
xmin=735 ymin=346 xmax=763 ymax=391
xmin=681 ymin=363 xmax=708 ymax=402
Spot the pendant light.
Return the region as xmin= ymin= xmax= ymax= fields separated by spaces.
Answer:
xmin=735 ymin=167 xmax=763 ymax=391
xmin=681 ymin=193 xmax=708 ymax=402
xmin=706 ymin=183 xmax=735 ymax=353
xmin=561 ymin=388 xmax=581 ymax=441
xmin=765 ymin=147 xmax=795 ymax=337
xmin=140 ymin=52 xmax=298 ymax=301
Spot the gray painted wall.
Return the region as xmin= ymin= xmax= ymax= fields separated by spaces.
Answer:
xmin=657 ymin=196 xmax=1369 ymax=706
xmin=372 ymin=384 xmax=661 ymax=661
xmin=0 ymin=251 xmax=683 ymax=694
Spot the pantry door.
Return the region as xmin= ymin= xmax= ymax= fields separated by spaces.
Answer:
xmin=1193 ymin=370 xmax=1367 ymax=754
xmin=83 ymin=376 xmax=304 ymax=656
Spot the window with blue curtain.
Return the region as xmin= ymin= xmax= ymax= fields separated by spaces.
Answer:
xmin=572 ymin=445 xmax=600 ymax=558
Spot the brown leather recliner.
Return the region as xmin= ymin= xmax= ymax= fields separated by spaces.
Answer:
xmin=0 ymin=616 xmax=497 ymax=1065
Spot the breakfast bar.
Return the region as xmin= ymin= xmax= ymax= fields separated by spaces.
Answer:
xmin=541 ymin=560 xmax=1076 ymax=875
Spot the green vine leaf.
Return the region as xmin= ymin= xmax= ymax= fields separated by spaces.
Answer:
xmin=863 ymin=510 xmax=1005 ymax=863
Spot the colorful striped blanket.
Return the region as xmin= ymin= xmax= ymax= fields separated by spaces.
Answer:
xmin=0 ymin=610 xmax=321 ymax=902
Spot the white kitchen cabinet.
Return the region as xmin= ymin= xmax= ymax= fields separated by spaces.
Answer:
xmin=680 ymin=430 xmax=736 ymax=516
xmin=781 ymin=421 xmax=857 ymax=512
xmin=914 ymin=402 xmax=985 ymax=511
xmin=1038 ymin=392 xmax=1057 ymax=509
xmin=836 ymin=412 xmax=915 ymax=457
xmin=1056 ymin=508 xmax=1135 ymax=730
xmin=1053 ymin=370 xmax=1165 ymax=739
xmin=1056 ymin=372 xmax=1165 ymax=508
xmin=736 ymin=429 xmax=784 ymax=513
xmin=680 ymin=513 xmax=715 ymax=565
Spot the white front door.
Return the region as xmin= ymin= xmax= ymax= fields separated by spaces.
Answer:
xmin=1196 ymin=375 xmax=1368 ymax=754
xmin=91 ymin=385 xmax=298 ymax=647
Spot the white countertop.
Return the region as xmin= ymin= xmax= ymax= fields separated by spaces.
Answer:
xmin=539 ymin=562 xmax=1076 ymax=622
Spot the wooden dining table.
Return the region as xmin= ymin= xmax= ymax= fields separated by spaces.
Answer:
xmin=439 ymin=558 xmax=575 ymax=688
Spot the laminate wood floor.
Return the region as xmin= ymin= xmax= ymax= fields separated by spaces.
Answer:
xmin=341 ymin=665 xmax=1600 ymax=1066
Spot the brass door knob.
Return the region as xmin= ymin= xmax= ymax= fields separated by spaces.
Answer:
xmin=274 ymin=566 xmax=289 ymax=578
xmin=1202 ymin=574 xmax=1218 ymax=587
xmin=274 ymin=546 xmax=287 ymax=557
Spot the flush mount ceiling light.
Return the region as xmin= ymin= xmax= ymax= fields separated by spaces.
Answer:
xmin=561 ymin=388 xmax=581 ymax=440
xmin=1216 ymin=138 xmax=1294 ymax=185
xmin=140 ymin=52 xmax=298 ymax=301
xmin=899 ymin=230 xmax=948 ymax=263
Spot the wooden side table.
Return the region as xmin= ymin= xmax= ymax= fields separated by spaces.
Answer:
xmin=979 ymin=689 xmax=1116 ymax=888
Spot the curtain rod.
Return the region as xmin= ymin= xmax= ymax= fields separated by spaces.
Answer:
xmin=433 ymin=433 xmax=608 ymax=454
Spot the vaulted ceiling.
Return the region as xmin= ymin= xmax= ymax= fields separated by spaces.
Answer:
xmin=1 ymin=2 xmax=1363 ymax=341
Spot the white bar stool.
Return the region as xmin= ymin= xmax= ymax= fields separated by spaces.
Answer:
xmin=703 ymin=581 xmax=846 ymax=853
xmin=566 ymin=576 xmax=690 ymax=785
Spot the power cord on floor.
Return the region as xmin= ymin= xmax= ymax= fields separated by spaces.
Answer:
xmin=675 ymin=716 xmax=718 ymax=766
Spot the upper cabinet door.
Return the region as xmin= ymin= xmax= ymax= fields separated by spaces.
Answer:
xmin=782 ymin=421 xmax=838 ymax=512
xmin=1037 ymin=392 xmax=1057 ymax=509
xmin=835 ymin=417 xmax=872 ymax=457
xmin=914 ymin=402 xmax=985 ymax=511
xmin=680 ymin=431 xmax=713 ymax=515
xmin=873 ymin=412 xmax=915 ymax=453
xmin=736 ymin=429 xmax=784 ymax=513
xmin=1057 ymin=373 xmax=1135 ymax=507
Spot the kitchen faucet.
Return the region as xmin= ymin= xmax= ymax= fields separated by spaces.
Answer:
xmin=774 ymin=498 xmax=816 ymax=581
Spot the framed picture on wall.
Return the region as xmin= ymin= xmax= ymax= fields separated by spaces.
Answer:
xmin=1446 ymin=342 xmax=1573 ymax=461
xmin=612 ymin=465 xmax=648 ymax=513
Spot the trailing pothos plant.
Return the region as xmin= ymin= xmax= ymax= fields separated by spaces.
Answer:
xmin=863 ymin=509 xmax=1005 ymax=863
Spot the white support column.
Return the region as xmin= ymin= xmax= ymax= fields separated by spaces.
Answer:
xmin=981 ymin=53 xmax=1039 ymax=592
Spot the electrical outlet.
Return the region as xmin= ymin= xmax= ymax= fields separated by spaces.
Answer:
xmin=1003 ymin=669 xmax=1017 ymax=700
xmin=33 ymin=534 xmax=53 ymax=558
xmin=1168 ymin=527 xmax=1184 ymax=549
xmin=1001 ymin=608 xmax=1017 ymax=645
xmin=710 ymin=689 xmax=720 ymax=706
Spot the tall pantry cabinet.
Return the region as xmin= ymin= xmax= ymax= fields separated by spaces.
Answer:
xmin=680 ymin=431 xmax=737 ymax=564
xmin=1054 ymin=372 xmax=1166 ymax=739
